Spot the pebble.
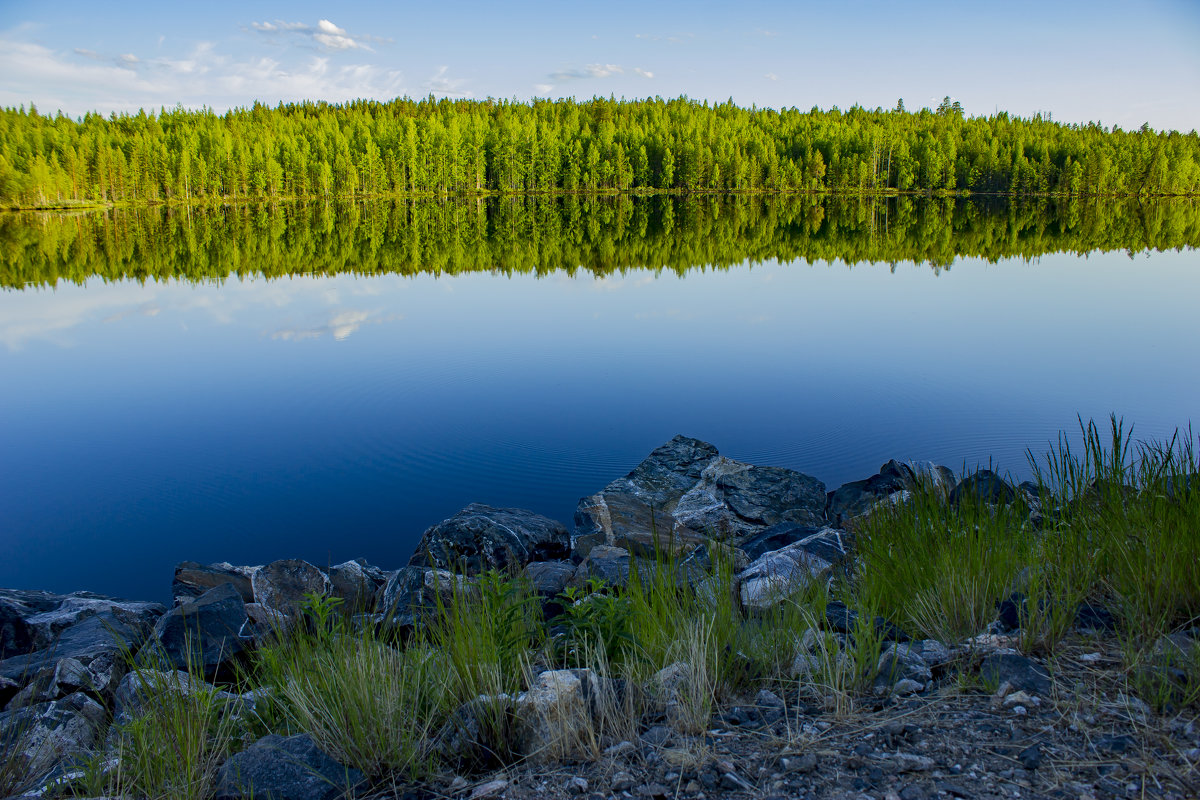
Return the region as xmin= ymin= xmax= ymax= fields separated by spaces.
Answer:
xmin=470 ymin=779 xmax=508 ymax=800
xmin=612 ymin=772 xmax=635 ymax=792
xmin=566 ymin=776 xmax=589 ymax=794
xmin=720 ymin=772 xmax=755 ymax=791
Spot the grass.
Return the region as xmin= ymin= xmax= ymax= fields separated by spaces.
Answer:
xmin=66 ymin=416 xmax=1200 ymax=795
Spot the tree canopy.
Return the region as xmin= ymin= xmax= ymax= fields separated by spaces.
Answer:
xmin=2 ymin=96 xmax=1198 ymax=209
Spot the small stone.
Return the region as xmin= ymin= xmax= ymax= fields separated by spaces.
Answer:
xmin=894 ymin=678 xmax=924 ymax=695
xmin=719 ymin=772 xmax=754 ymax=792
xmin=780 ymin=752 xmax=818 ymax=773
xmin=935 ymin=782 xmax=970 ymax=798
xmin=685 ymin=780 xmax=702 ymax=793
xmin=899 ymin=784 xmax=927 ymax=800
xmin=638 ymin=783 xmax=669 ymax=798
xmin=1002 ymin=690 xmax=1039 ymax=708
xmin=470 ymin=779 xmax=508 ymax=800
xmin=612 ymin=772 xmax=636 ymax=792
xmin=1011 ymin=705 xmax=1027 ymax=716
xmin=449 ymin=776 xmax=469 ymax=792
xmin=605 ymin=740 xmax=636 ymax=758
xmin=567 ymin=776 xmax=589 ymax=794
xmin=1018 ymin=744 xmax=1042 ymax=770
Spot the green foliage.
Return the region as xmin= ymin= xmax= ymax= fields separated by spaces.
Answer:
xmin=1 ymin=97 xmax=1198 ymax=209
xmin=422 ymin=569 xmax=544 ymax=701
xmin=253 ymin=626 xmax=451 ymax=780
xmin=554 ymin=578 xmax=638 ymax=669
xmin=105 ymin=670 xmax=244 ymax=800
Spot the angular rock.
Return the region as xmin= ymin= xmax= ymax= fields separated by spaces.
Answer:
xmin=979 ymin=652 xmax=1051 ymax=695
xmin=0 ymin=597 xmax=36 ymax=660
xmin=875 ymin=643 xmax=933 ymax=689
xmin=0 ymin=691 xmax=106 ymax=779
xmin=0 ymin=612 xmax=144 ymax=684
xmin=436 ymin=693 xmax=519 ymax=768
xmin=112 ymin=668 xmax=250 ymax=725
xmin=513 ymin=668 xmax=620 ymax=762
xmin=573 ymin=436 xmax=826 ymax=559
xmin=737 ymin=529 xmax=849 ymax=610
xmin=409 ymin=504 xmax=572 ymax=575
xmin=251 ymin=559 xmax=331 ymax=617
xmin=573 ymin=545 xmax=633 ymax=588
xmin=823 ymin=601 xmax=909 ymax=642
xmin=738 ymin=522 xmax=824 ymax=562
xmin=380 ymin=566 xmax=474 ymax=628
xmin=13 ymin=592 xmax=164 ymax=652
xmin=173 ymin=561 xmax=257 ymax=605
xmin=523 ymin=560 xmax=577 ymax=597
xmin=214 ymin=733 xmax=364 ymax=800
xmin=572 ymin=435 xmax=721 ymax=558
xmin=327 ymin=559 xmax=387 ymax=612
xmin=950 ymin=470 xmax=1016 ymax=506
xmin=150 ymin=583 xmax=249 ymax=679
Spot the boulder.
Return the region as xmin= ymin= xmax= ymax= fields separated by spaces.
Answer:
xmin=172 ymin=562 xmax=257 ymax=605
xmin=409 ymin=504 xmax=571 ymax=574
xmin=875 ymin=643 xmax=934 ymax=691
xmin=0 ymin=597 xmax=36 ymax=660
xmin=112 ymin=668 xmax=249 ymax=725
xmin=738 ymin=523 xmax=824 ymax=562
xmin=827 ymin=459 xmax=954 ymax=528
xmin=150 ymin=583 xmax=249 ymax=679
xmin=380 ymin=566 xmax=475 ymax=628
xmin=572 ymin=545 xmax=633 ymax=588
xmin=21 ymin=595 xmax=164 ymax=646
xmin=251 ymin=559 xmax=331 ymax=617
xmin=513 ymin=669 xmax=620 ymax=762
xmin=214 ymin=733 xmax=364 ymax=800
xmin=950 ymin=470 xmax=1016 ymax=506
xmin=436 ymin=693 xmax=519 ymax=769
xmin=327 ymin=560 xmax=388 ymax=612
xmin=0 ymin=691 xmax=106 ymax=779
xmin=523 ymin=560 xmax=577 ymax=598
xmin=0 ymin=612 xmax=144 ymax=685
xmin=736 ymin=528 xmax=850 ymax=610
xmin=572 ymin=436 xmax=825 ymax=558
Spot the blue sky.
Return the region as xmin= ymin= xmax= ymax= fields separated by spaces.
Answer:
xmin=2 ymin=0 xmax=1199 ymax=131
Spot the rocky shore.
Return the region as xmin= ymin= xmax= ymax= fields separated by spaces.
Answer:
xmin=2 ymin=435 xmax=1198 ymax=800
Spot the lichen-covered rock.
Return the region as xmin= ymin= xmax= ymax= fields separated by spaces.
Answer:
xmin=572 ymin=436 xmax=826 ymax=559
xmin=327 ymin=559 xmax=388 ymax=612
xmin=380 ymin=566 xmax=475 ymax=627
xmin=0 ymin=691 xmax=106 ymax=779
xmin=409 ymin=504 xmax=571 ymax=575
xmin=523 ymin=560 xmax=577 ymax=597
xmin=0 ymin=612 xmax=145 ymax=688
xmin=513 ymin=669 xmax=620 ymax=762
xmin=251 ymin=559 xmax=331 ymax=616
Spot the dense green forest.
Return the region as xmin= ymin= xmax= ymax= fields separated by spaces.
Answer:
xmin=2 ymin=97 xmax=1199 ymax=209
xmin=3 ymin=195 xmax=1197 ymax=290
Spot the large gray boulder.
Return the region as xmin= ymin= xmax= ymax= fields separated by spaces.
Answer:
xmin=150 ymin=583 xmax=249 ymax=679
xmin=172 ymin=562 xmax=257 ymax=605
xmin=827 ymin=459 xmax=955 ymax=528
xmin=408 ymin=504 xmax=571 ymax=574
xmin=573 ymin=436 xmax=826 ymax=559
xmin=327 ymin=559 xmax=388 ymax=612
xmin=0 ymin=612 xmax=145 ymax=685
xmin=951 ymin=469 xmax=1017 ymax=506
xmin=251 ymin=559 xmax=331 ymax=616
xmin=214 ymin=733 xmax=364 ymax=800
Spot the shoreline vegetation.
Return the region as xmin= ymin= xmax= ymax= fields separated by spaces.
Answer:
xmin=3 ymin=194 xmax=1199 ymax=290
xmin=3 ymin=96 xmax=1200 ymax=211
xmin=1 ymin=418 xmax=1198 ymax=799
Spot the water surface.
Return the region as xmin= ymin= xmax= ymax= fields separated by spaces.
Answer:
xmin=1 ymin=196 xmax=1197 ymax=601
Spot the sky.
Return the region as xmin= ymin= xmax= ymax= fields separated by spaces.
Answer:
xmin=2 ymin=0 xmax=1199 ymax=131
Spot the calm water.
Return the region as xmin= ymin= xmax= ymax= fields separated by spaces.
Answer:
xmin=1 ymin=196 xmax=1198 ymax=602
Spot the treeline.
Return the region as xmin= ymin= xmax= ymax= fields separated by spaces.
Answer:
xmin=1 ymin=97 xmax=1199 ymax=209
xmin=3 ymin=195 xmax=1197 ymax=289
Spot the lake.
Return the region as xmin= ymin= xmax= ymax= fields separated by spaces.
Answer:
xmin=1 ymin=195 xmax=1198 ymax=602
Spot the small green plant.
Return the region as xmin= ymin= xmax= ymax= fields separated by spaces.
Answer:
xmin=554 ymin=578 xmax=637 ymax=668
xmin=300 ymin=591 xmax=345 ymax=636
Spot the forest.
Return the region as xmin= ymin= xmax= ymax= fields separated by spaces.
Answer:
xmin=1 ymin=96 xmax=1199 ymax=209
xmin=3 ymin=195 xmax=1197 ymax=289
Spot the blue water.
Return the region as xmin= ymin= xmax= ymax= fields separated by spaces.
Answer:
xmin=2 ymin=250 xmax=1197 ymax=602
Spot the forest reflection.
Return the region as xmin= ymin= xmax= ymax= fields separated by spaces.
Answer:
xmin=2 ymin=194 xmax=1197 ymax=290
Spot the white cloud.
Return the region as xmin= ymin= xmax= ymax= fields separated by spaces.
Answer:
xmin=248 ymin=18 xmax=381 ymax=52
xmin=551 ymin=63 xmax=623 ymax=80
xmin=634 ymin=32 xmax=693 ymax=44
xmin=0 ymin=35 xmax=406 ymax=115
xmin=423 ymin=66 xmax=471 ymax=97
xmin=634 ymin=68 xmax=654 ymax=79
xmin=534 ymin=83 xmax=554 ymax=95
xmin=765 ymin=72 xmax=779 ymax=81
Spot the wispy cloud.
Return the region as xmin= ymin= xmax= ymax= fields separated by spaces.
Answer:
xmin=423 ymin=66 xmax=471 ymax=97
xmin=634 ymin=32 xmax=694 ymax=44
xmin=271 ymin=309 xmax=396 ymax=342
xmin=549 ymin=63 xmax=625 ymax=81
xmin=248 ymin=19 xmax=384 ymax=52
xmin=764 ymin=72 xmax=779 ymax=81
xmin=634 ymin=67 xmax=654 ymax=79
xmin=0 ymin=35 xmax=406 ymax=115
xmin=752 ymin=28 xmax=779 ymax=38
